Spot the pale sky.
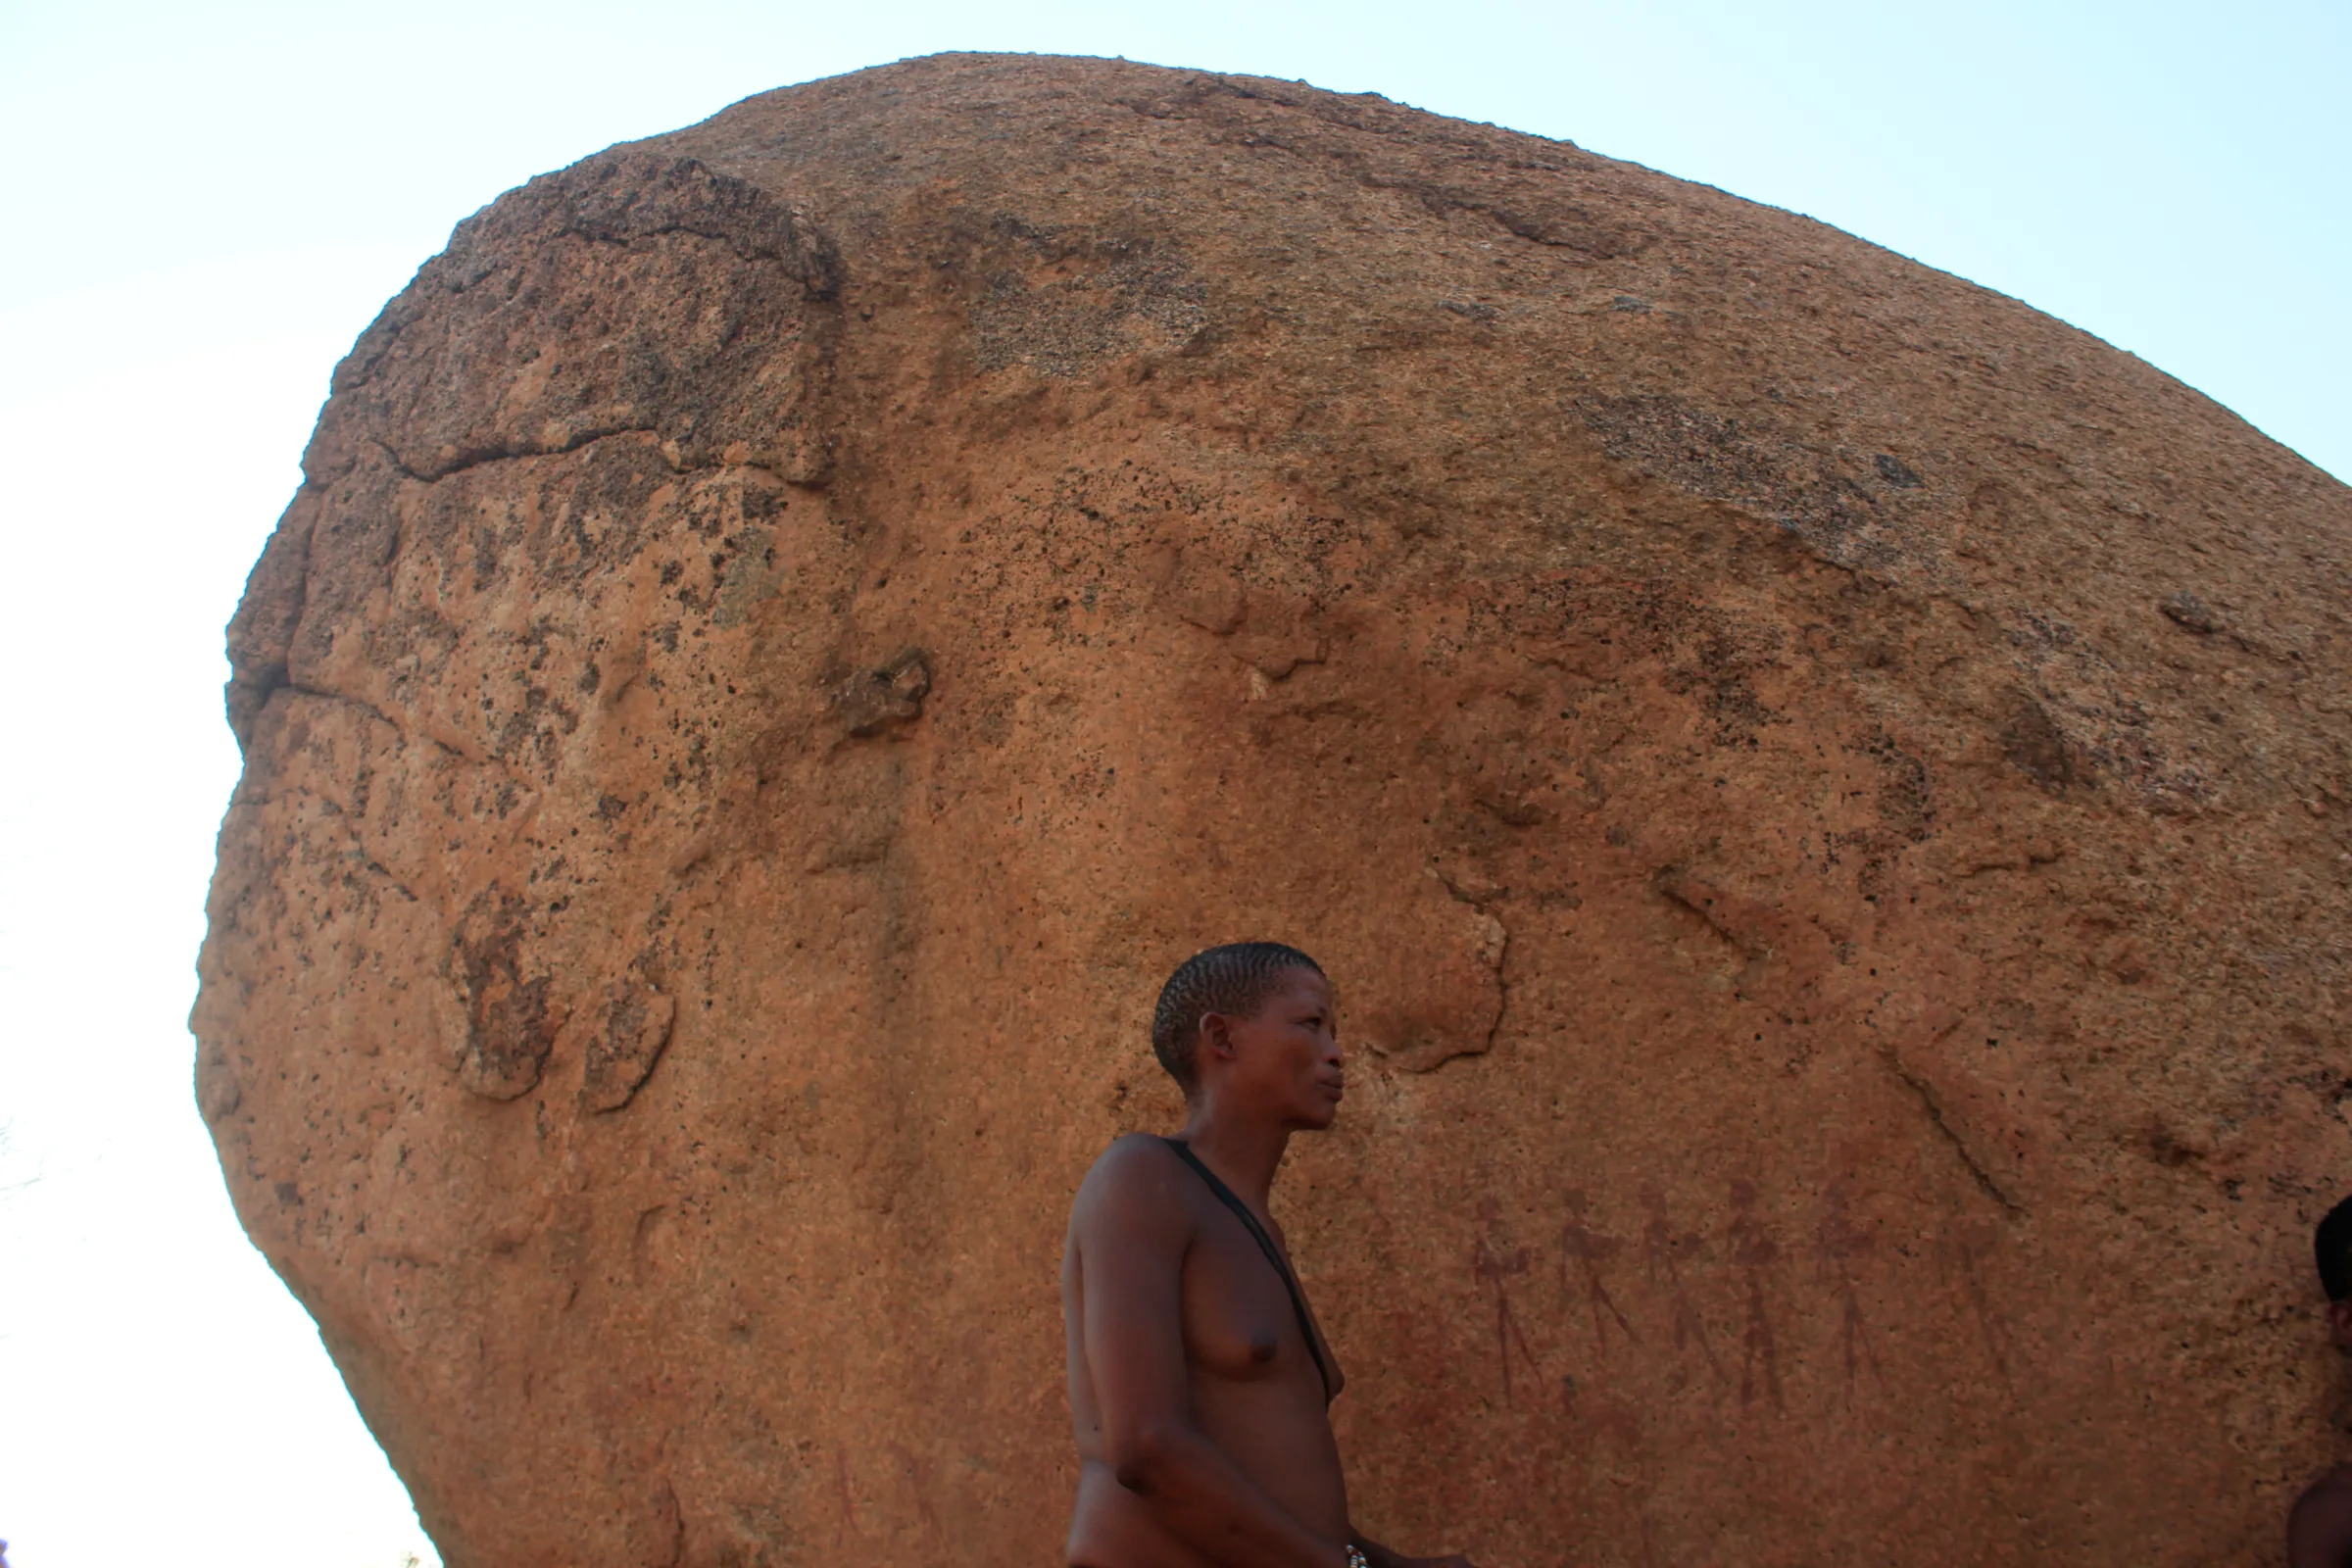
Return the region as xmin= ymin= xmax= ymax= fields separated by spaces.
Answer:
xmin=0 ymin=3 xmax=2341 ymax=1564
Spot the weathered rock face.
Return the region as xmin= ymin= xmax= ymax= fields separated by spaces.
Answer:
xmin=196 ymin=53 xmax=2352 ymax=1568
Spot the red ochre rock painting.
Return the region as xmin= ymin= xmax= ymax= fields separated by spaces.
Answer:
xmin=194 ymin=52 xmax=2352 ymax=1568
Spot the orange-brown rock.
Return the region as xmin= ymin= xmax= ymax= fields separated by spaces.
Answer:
xmin=196 ymin=53 xmax=2352 ymax=1568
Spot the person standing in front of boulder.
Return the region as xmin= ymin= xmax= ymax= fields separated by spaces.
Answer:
xmin=2292 ymin=1194 xmax=2352 ymax=1567
xmin=1059 ymin=942 xmax=1475 ymax=1568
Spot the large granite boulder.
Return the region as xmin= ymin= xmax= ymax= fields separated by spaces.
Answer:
xmin=195 ymin=52 xmax=2352 ymax=1567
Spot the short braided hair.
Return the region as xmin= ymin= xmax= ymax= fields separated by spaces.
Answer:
xmin=2319 ymin=1193 xmax=2352 ymax=1302
xmin=1151 ymin=942 xmax=1326 ymax=1094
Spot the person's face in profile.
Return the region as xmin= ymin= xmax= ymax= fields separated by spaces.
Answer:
xmin=1211 ymin=967 xmax=1344 ymax=1130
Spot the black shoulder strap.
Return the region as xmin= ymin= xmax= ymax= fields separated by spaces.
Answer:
xmin=1160 ymin=1137 xmax=1334 ymax=1401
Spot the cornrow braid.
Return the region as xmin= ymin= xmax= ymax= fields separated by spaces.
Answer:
xmin=1151 ymin=942 xmax=1326 ymax=1094
xmin=2319 ymin=1192 xmax=2352 ymax=1302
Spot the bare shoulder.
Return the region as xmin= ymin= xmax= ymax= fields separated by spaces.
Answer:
xmin=2289 ymin=1464 xmax=2352 ymax=1568
xmin=1078 ymin=1133 xmax=1186 ymax=1200
xmin=2296 ymin=1463 xmax=2352 ymax=1507
xmin=1071 ymin=1135 xmax=1194 ymax=1234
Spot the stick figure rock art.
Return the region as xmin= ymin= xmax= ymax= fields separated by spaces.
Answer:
xmin=1560 ymin=1187 xmax=1638 ymax=1348
xmin=1640 ymin=1185 xmax=1726 ymax=1390
xmin=1943 ymin=1218 xmax=2014 ymax=1374
xmin=1726 ymin=1179 xmax=1785 ymax=1410
xmin=1471 ymin=1196 xmax=1544 ymax=1404
xmin=1814 ymin=1178 xmax=1885 ymax=1401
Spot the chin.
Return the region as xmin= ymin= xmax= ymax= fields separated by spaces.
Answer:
xmin=1298 ymin=1099 xmax=1343 ymax=1132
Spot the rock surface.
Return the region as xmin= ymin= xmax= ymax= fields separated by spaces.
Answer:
xmin=196 ymin=53 xmax=2352 ymax=1568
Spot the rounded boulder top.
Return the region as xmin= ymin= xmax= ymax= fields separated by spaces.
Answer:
xmin=199 ymin=51 xmax=2351 ymax=1568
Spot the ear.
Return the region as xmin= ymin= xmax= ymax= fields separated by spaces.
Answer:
xmin=2328 ymin=1298 xmax=2352 ymax=1351
xmin=1198 ymin=1010 xmax=1239 ymax=1067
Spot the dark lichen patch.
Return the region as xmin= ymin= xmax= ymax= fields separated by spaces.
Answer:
xmin=1999 ymin=691 xmax=2079 ymax=794
xmin=2159 ymin=590 xmax=2218 ymax=634
xmin=830 ymin=649 xmax=933 ymax=737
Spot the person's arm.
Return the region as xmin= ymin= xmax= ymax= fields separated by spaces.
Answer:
xmin=1078 ymin=1141 xmax=1349 ymax=1568
xmin=2288 ymin=1474 xmax=2352 ymax=1568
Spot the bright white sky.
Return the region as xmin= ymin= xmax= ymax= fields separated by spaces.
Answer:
xmin=0 ymin=3 xmax=2341 ymax=1564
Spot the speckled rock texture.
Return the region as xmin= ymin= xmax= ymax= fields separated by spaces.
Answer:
xmin=196 ymin=52 xmax=2352 ymax=1568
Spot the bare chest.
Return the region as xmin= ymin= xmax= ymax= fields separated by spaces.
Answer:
xmin=1174 ymin=1215 xmax=1341 ymax=1396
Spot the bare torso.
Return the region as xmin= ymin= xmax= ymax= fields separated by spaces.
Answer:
xmin=1063 ymin=1136 xmax=1348 ymax=1568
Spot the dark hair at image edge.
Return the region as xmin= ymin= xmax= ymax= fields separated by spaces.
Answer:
xmin=1151 ymin=942 xmax=1326 ymax=1093
xmin=2319 ymin=1192 xmax=2352 ymax=1302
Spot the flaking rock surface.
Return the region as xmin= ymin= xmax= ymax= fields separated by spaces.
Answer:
xmin=197 ymin=53 xmax=2352 ymax=1568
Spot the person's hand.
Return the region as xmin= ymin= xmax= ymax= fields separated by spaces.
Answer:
xmin=1347 ymin=1533 xmax=1474 ymax=1568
